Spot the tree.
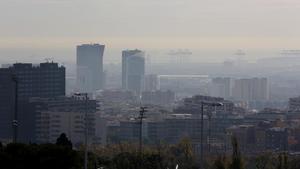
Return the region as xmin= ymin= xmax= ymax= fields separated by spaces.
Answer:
xmin=212 ymin=155 xmax=227 ymax=169
xmin=277 ymin=153 xmax=289 ymax=169
xmin=229 ymin=136 xmax=244 ymax=169
xmin=255 ymin=154 xmax=270 ymax=169
xmin=56 ymin=133 xmax=73 ymax=149
xmin=277 ymin=154 xmax=283 ymax=169
xmin=166 ymin=138 xmax=198 ymax=169
xmin=0 ymin=143 xmax=81 ymax=169
xmin=283 ymin=153 xmax=288 ymax=169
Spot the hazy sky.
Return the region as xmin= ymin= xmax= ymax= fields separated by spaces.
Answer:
xmin=1 ymin=0 xmax=300 ymax=50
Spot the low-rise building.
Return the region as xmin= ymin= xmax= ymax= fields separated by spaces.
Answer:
xmin=141 ymin=90 xmax=175 ymax=106
xmin=265 ymin=127 xmax=288 ymax=151
xmin=26 ymin=96 xmax=99 ymax=146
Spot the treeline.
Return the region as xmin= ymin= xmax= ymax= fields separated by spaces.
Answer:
xmin=0 ymin=143 xmax=81 ymax=169
xmin=1 ymin=134 xmax=300 ymax=169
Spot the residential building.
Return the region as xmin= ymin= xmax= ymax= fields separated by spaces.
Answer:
xmin=0 ymin=62 xmax=65 ymax=142
xmin=289 ymin=96 xmax=300 ymax=111
xmin=232 ymin=78 xmax=269 ymax=101
xmin=226 ymin=125 xmax=256 ymax=153
xmin=29 ymin=97 xmax=98 ymax=145
xmin=209 ymin=77 xmax=232 ymax=99
xmin=265 ymin=127 xmax=288 ymax=151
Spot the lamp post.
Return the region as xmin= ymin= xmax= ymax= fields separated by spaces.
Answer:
xmin=207 ymin=104 xmax=223 ymax=154
xmin=201 ymin=102 xmax=223 ymax=169
xmin=138 ymin=107 xmax=147 ymax=156
xmin=12 ymin=74 xmax=18 ymax=143
xmin=74 ymin=92 xmax=88 ymax=169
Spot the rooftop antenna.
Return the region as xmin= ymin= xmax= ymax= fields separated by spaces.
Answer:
xmin=45 ymin=57 xmax=54 ymax=63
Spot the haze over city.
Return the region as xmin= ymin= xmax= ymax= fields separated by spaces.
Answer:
xmin=2 ymin=1 xmax=300 ymax=169
xmin=1 ymin=0 xmax=300 ymax=63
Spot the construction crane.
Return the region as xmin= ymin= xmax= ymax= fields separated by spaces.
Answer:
xmin=234 ymin=49 xmax=246 ymax=64
xmin=168 ymin=49 xmax=192 ymax=64
xmin=280 ymin=50 xmax=300 ymax=56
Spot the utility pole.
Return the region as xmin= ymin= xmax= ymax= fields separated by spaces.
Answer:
xmin=12 ymin=74 xmax=18 ymax=143
xmin=187 ymin=101 xmax=223 ymax=169
xmin=138 ymin=106 xmax=147 ymax=156
xmin=207 ymin=106 xmax=217 ymax=153
xmin=200 ymin=102 xmax=204 ymax=169
xmin=84 ymin=93 xmax=88 ymax=169
xmin=137 ymin=106 xmax=147 ymax=169
xmin=207 ymin=112 xmax=212 ymax=153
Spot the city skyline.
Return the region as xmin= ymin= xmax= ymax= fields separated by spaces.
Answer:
xmin=2 ymin=1 xmax=300 ymax=169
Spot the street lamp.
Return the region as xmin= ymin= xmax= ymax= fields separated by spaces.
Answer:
xmin=186 ymin=101 xmax=223 ymax=169
xmin=200 ymin=102 xmax=223 ymax=169
xmin=73 ymin=92 xmax=88 ymax=169
xmin=207 ymin=103 xmax=223 ymax=154
xmin=12 ymin=74 xmax=18 ymax=143
xmin=138 ymin=106 xmax=147 ymax=156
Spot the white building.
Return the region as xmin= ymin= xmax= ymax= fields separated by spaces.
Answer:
xmin=209 ymin=77 xmax=233 ymax=99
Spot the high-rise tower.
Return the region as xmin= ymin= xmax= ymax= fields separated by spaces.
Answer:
xmin=122 ymin=49 xmax=145 ymax=95
xmin=77 ymin=44 xmax=105 ymax=92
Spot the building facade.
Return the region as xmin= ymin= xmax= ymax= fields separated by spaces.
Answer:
xmin=30 ymin=97 xmax=98 ymax=145
xmin=289 ymin=96 xmax=300 ymax=111
xmin=0 ymin=62 xmax=65 ymax=142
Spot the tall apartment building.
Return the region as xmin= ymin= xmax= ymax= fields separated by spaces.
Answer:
xmin=144 ymin=74 xmax=159 ymax=91
xmin=0 ymin=62 xmax=65 ymax=142
xmin=122 ymin=49 xmax=145 ymax=95
xmin=77 ymin=44 xmax=105 ymax=93
xmin=209 ymin=77 xmax=232 ymax=99
xmin=232 ymin=78 xmax=269 ymax=101
xmin=0 ymin=69 xmax=15 ymax=141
